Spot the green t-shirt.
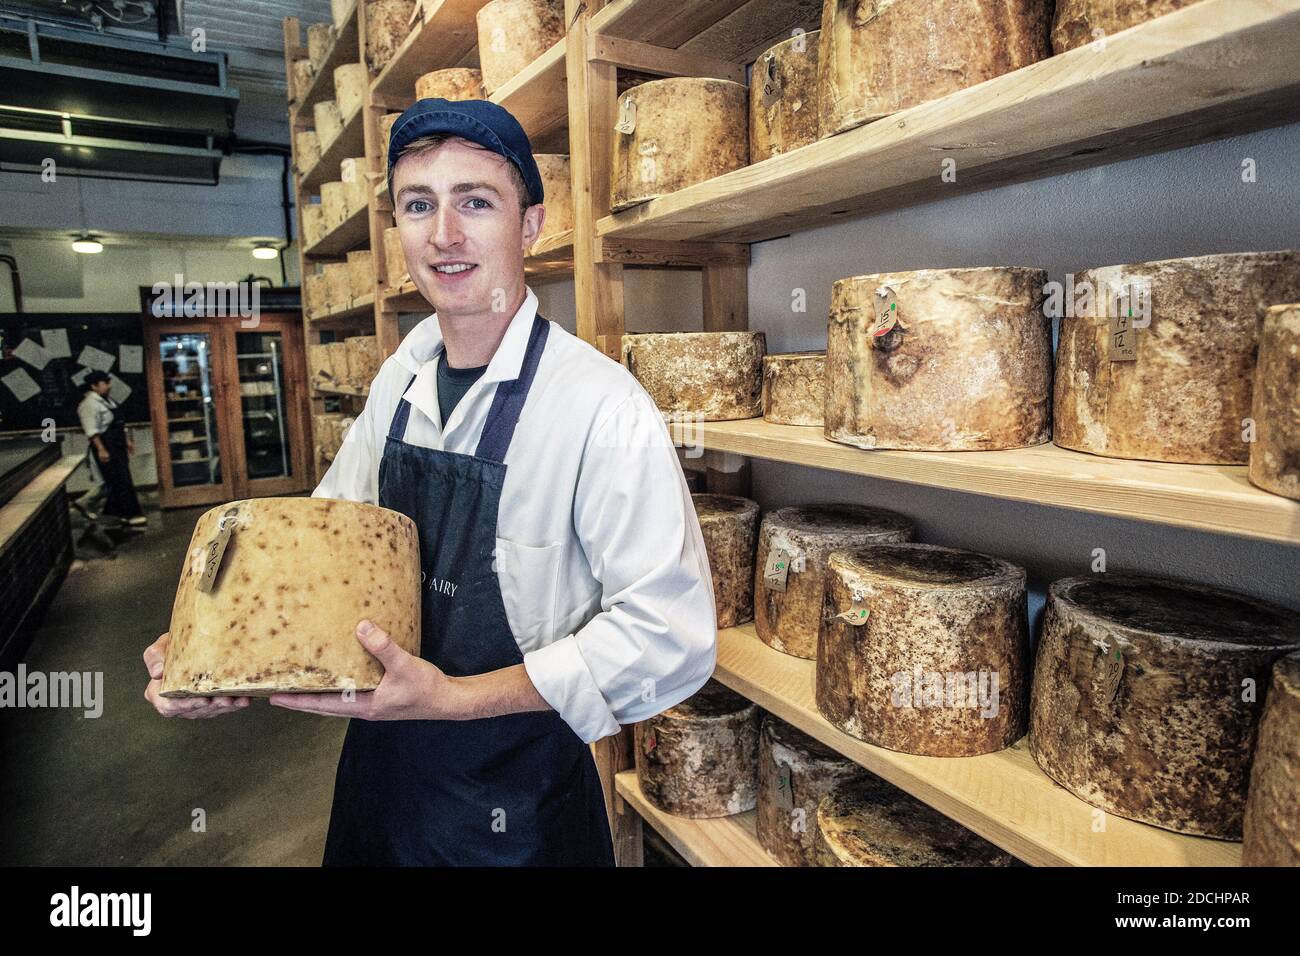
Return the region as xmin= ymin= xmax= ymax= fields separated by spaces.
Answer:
xmin=436 ymin=352 xmax=488 ymax=428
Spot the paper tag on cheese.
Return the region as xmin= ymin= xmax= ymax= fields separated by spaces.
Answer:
xmin=615 ymin=98 xmax=636 ymax=135
xmin=870 ymin=286 xmax=905 ymax=344
xmin=836 ymin=592 xmax=869 ymax=626
xmin=1109 ymin=309 xmax=1138 ymax=361
xmin=761 ymin=55 xmax=783 ymax=108
xmin=1099 ymin=646 xmax=1125 ymax=705
xmin=642 ymin=727 xmax=657 ymax=756
xmin=763 ymin=547 xmax=794 ymax=592
xmin=195 ymin=507 xmax=240 ymax=593
xmin=774 ymin=762 xmax=794 ymax=810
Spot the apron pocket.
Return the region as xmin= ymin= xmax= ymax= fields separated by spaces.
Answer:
xmin=493 ymin=537 xmax=562 ymax=652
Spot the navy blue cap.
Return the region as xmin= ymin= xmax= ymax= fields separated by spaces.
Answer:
xmin=386 ymin=98 xmax=544 ymax=207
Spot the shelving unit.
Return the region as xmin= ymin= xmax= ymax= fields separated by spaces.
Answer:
xmin=615 ymin=771 xmax=776 ymax=867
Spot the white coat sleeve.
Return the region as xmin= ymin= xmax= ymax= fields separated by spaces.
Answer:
xmin=78 ymin=398 xmax=101 ymax=438
xmin=312 ymin=383 xmax=381 ymax=504
xmin=522 ymin=391 xmax=718 ymax=744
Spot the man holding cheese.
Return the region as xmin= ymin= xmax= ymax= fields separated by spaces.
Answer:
xmin=143 ymin=99 xmax=718 ymax=866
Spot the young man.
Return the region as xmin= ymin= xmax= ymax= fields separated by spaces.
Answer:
xmin=142 ymin=99 xmax=717 ymax=866
xmin=77 ymin=370 xmax=145 ymax=527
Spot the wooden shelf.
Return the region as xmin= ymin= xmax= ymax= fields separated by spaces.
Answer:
xmin=713 ymin=624 xmax=1241 ymax=868
xmin=299 ymin=103 xmax=366 ymax=192
xmin=290 ymin=1 xmax=360 ymax=114
xmin=665 ymin=417 xmax=1300 ymax=546
xmin=592 ymin=0 xmax=821 ymax=65
xmin=369 ymin=0 xmax=490 ymax=105
xmin=307 ymin=292 xmax=375 ymax=326
xmin=491 ymin=38 xmax=567 ymax=149
xmin=305 ymin=204 xmax=370 ymax=258
xmin=597 ymin=0 xmax=1300 ymax=243
xmin=315 ymin=382 xmax=369 ymax=397
xmin=380 ymin=279 xmax=431 ymax=312
xmin=614 ymin=771 xmax=776 ymax=867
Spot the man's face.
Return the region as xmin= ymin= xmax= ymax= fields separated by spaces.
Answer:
xmin=391 ymin=137 xmax=544 ymax=320
xmin=92 ymin=381 xmax=111 ymax=396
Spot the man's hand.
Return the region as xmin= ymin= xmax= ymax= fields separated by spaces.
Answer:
xmin=143 ymin=632 xmax=250 ymax=718
xmin=269 ymin=620 xmax=460 ymax=720
xmin=96 ymin=445 xmax=109 ymax=464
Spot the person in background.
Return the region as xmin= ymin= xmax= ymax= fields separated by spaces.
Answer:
xmin=77 ymin=369 xmax=146 ymax=528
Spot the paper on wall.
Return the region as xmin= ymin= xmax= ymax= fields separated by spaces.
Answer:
xmin=40 ymin=328 xmax=72 ymax=358
xmin=13 ymin=337 xmax=51 ymax=370
xmin=119 ymin=344 xmax=143 ymax=374
xmin=77 ymin=344 xmax=115 ymax=372
xmin=108 ymin=374 xmax=132 ymax=404
xmin=71 ymin=367 xmax=91 ymax=386
xmin=2 ymin=367 xmax=41 ymax=402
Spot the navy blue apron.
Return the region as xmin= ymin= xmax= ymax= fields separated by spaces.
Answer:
xmin=323 ymin=315 xmax=615 ymax=867
xmin=97 ymin=397 xmax=142 ymax=518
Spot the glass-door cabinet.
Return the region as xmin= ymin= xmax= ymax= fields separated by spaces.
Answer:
xmin=144 ymin=313 xmax=311 ymax=508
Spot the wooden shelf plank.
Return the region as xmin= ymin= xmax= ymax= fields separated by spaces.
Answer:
xmin=614 ymin=771 xmax=777 ymax=867
xmin=665 ymin=418 xmax=1300 ymax=545
xmin=291 ymin=1 xmax=360 ymax=115
xmin=299 ymin=103 xmax=366 ymax=192
xmin=491 ymin=38 xmax=567 ymax=145
xmin=380 ymin=280 xmax=431 ymax=312
xmin=529 ymin=227 xmax=573 ymax=261
xmin=306 ymin=292 xmax=375 ymax=326
xmin=370 ymin=0 xmax=491 ymax=105
xmin=713 ymin=625 xmax=1242 ymax=868
xmin=314 ymin=382 xmax=370 ymax=397
xmin=305 ymin=204 xmax=370 ymax=258
xmin=0 ymin=455 xmax=83 ymax=559
xmin=597 ymin=0 xmax=1300 ymax=243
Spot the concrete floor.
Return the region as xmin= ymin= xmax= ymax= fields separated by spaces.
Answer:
xmin=0 ymin=493 xmax=346 ymax=865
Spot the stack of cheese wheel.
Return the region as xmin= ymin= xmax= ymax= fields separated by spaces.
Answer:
xmin=826 ymin=267 xmax=1052 ymax=451
xmin=816 ymin=776 xmax=1018 ymax=866
xmin=757 ymin=715 xmax=865 ymax=865
xmin=533 ymin=154 xmax=572 ymax=246
xmin=345 ymin=336 xmax=380 ymax=389
xmin=622 ymin=330 xmax=766 ymax=421
xmin=307 ymin=22 xmax=333 ymax=71
xmin=1052 ymin=0 xmax=1192 ymax=53
xmin=755 ymin=504 xmax=913 ymax=659
xmin=1243 ymin=652 xmax=1300 ymax=865
xmin=333 ymin=63 xmax=367 ymax=117
xmin=634 ymin=679 xmax=761 ymax=818
xmin=1250 ymin=304 xmax=1300 ymax=498
xmin=301 ymin=204 xmax=326 ymax=249
xmin=320 ymin=181 xmax=347 ymax=229
xmin=817 ymin=543 xmax=1029 ymax=756
xmin=303 ymin=271 xmax=328 ymax=316
xmin=612 ymin=77 xmax=749 ymax=211
xmin=323 ymin=262 xmax=351 ymax=310
xmin=476 ymin=0 xmax=564 ymax=95
xmin=414 ymin=67 xmax=486 ymax=101
xmin=162 ymin=497 xmax=421 ymax=697
xmin=692 ymin=494 xmax=760 ymax=628
xmin=1030 ymin=574 xmax=1300 ymax=838
xmin=818 ymin=0 xmax=1050 ymax=138
xmin=751 ymin=30 xmax=820 ymax=162
xmin=364 ymin=0 xmax=417 ymax=73
xmin=346 ymin=250 xmax=373 ymax=300
xmin=383 ymin=226 xmax=406 ymax=288
xmin=761 ymin=351 xmax=825 ymax=426
xmin=295 ymin=130 xmax=321 ymax=174
xmin=291 ymin=59 xmax=315 ymax=101
xmin=314 ymin=100 xmax=343 ymax=149
xmin=1054 ymin=251 xmax=1300 ymax=464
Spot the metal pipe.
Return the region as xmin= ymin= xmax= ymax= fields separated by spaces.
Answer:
xmin=0 ymin=254 xmax=23 ymax=312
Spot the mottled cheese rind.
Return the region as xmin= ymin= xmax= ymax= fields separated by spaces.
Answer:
xmin=1029 ymin=575 xmax=1300 ymax=839
xmin=692 ymin=494 xmax=761 ymax=629
xmin=307 ymin=22 xmax=334 ymax=70
xmin=364 ymin=0 xmax=417 ymax=73
xmin=333 ymin=63 xmax=367 ymax=117
xmin=818 ymin=0 xmax=1051 ymax=138
xmin=346 ymin=250 xmax=374 ymax=300
xmin=634 ymin=679 xmax=761 ymax=818
xmin=162 ymin=497 xmax=422 ymax=696
xmin=825 ymin=267 xmax=1052 ymax=451
xmin=1051 ymin=0 xmax=1196 ymax=53
xmin=292 ymin=59 xmax=316 ymax=102
xmin=816 ymin=543 xmax=1030 ymax=756
xmin=1243 ymin=653 xmax=1300 ymax=865
xmin=1249 ymin=304 xmax=1300 ymax=499
xmin=750 ymin=31 xmax=821 ymax=163
xmin=379 ymin=112 xmax=401 ymax=161
xmin=413 ymin=67 xmax=486 ymax=101
xmin=613 ymin=77 xmax=749 ymax=211
xmin=295 ymin=130 xmax=321 ymax=174
xmin=313 ymin=100 xmax=343 ymax=150
xmin=762 ymin=351 xmax=826 ymax=426
xmin=345 ymin=335 xmax=379 ymax=389
xmin=754 ymin=504 xmax=913 ymax=659
xmin=815 ymin=776 xmax=1019 ymax=866
xmin=323 ymin=262 xmax=351 ymax=309
xmin=756 ymin=714 xmax=865 ymax=865
xmin=475 ymin=0 xmax=565 ymax=95
xmin=533 ymin=154 xmax=573 ymax=246
xmin=383 ymin=226 xmax=406 ymax=288
xmin=320 ymin=181 xmax=347 ymax=229
xmin=622 ymin=330 xmax=766 ymax=421
xmin=1054 ymin=251 xmax=1300 ymax=464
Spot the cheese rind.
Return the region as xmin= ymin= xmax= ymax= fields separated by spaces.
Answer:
xmin=475 ymin=0 xmax=564 ymax=95
xmin=413 ymin=67 xmax=486 ymax=101
xmin=1249 ymin=304 xmax=1300 ymax=498
xmin=622 ymin=330 xmax=766 ymax=421
xmin=761 ymin=351 xmax=825 ymax=426
xmin=532 ymin=154 xmax=573 ymax=246
xmin=692 ymin=493 xmax=761 ymax=629
xmin=364 ymin=0 xmax=417 ymax=73
xmin=1243 ymin=653 xmax=1300 ymax=865
xmin=1051 ymin=0 xmax=1195 ymax=53
xmin=750 ymin=31 xmax=821 ymax=163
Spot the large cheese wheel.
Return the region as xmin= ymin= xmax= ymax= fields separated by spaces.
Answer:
xmin=476 ymin=0 xmax=564 ymax=94
xmin=1243 ymin=653 xmax=1300 ymax=865
xmin=303 ymin=271 xmax=328 ymax=315
xmin=333 ymin=63 xmax=367 ymax=117
xmin=291 ymin=59 xmax=315 ymax=101
xmin=1052 ymin=0 xmax=1196 ymax=53
xmin=533 ymin=154 xmax=572 ymax=245
xmin=383 ymin=226 xmax=406 ymax=288
xmin=634 ymin=679 xmax=761 ymax=818
xmin=379 ymin=112 xmax=401 ymax=163
xmin=756 ymin=715 xmax=865 ymax=865
xmin=313 ymin=99 xmax=343 ymax=149
xmin=750 ymin=30 xmax=820 ymax=163
xmin=612 ymin=77 xmax=749 ymax=211
xmin=340 ymin=158 xmax=369 ymax=215
xmin=1249 ymin=304 xmax=1300 ymax=499
xmin=320 ymin=181 xmax=348 ymax=229
xmin=308 ymin=343 xmax=332 ymax=385
xmin=755 ymin=505 xmax=912 ymax=660
xmin=1053 ymin=251 xmax=1300 ymax=464
xmin=693 ymin=493 xmax=760 ymax=629
xmin=815 ymin=776 xmax=1018 ymax=866
xmin=761 ymin=351 xmax=825 ymax=426
xmin=162 ymin=498 xmax=421 ymax=697
xmin=325 ymin=341 xmax=351 ymax=384
xmin=818 ymin=0 xmax=1050 ymax=138
xmin=414 ymin=67 xmax=486 ymax=101
xmin=816 ymin=543 xmax=1029 ymax=756
xmin=825 ymin=267 xmax=1052 ymax=451
xmin=364 ymin=0 xmax=417 ymax=73
xmin=295 ymin=130 xmax=321 ymax=175
xmin=323 ymin=262 xmax=351 ymax=309
xmin=346 ymin=249 xmax=373 ymax=300
xmin=622 ymin=330 xmax=766 ymax=421
xmin=1029 ymin=575 xmax=1300 ymax=839
xmin=307 ymin=22 xmax=334 ymax=70
xmin=345 ymin=335 xmax=379 ymax=389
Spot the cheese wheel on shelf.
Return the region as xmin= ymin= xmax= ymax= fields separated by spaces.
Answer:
xmin=345 ymin=335 xmax=379 ymax=389
xmin=756 ymin=714 xmax=865 ymax=865
xmin=1051 ymin=0 xmax=1195 ymax=53
xmin=313 ymin=99 xmax=343 ymax=149
xmin=755 ymin=504 xmax=913 ymax=660
xmin=612 ymin=77 xmax=749 ymax=211
xmin=295 ymin=130 xmax=321 ymax=174
xmin=1029 ymin=575 xmax=1300 ymax=839
xmin=476 ymin=0 xmax=564 ymax=95
xmin=1249 ymin=304 xmax=1300 ymax=499
xmin=379 ymin=112 xmax=402 ymax=162
xmin=692 ymin=494 xmax=760 ymax=629
xmin=303 ymin=271 xmax=328 ymax=316
xmin=751 ymin=30 xmax=820 ymax=163
xmin=331 ymin=0 xmax=352 ymax=28
xmin=622 ymin=330 xmax=766 ymax=421
xmin=816 ymin=543 xmax=1029 ymax=756
xmin=1243 ymin=653 xmax=1300 ymax=865
xmin=1053 ymin=251 xmax=1300 ymax=464
xmin=761 ymin=351 xmax=825 ymax=426
xmin=818 ymin=0 xmax=1050 ymax=138
xmin=301 ymin=203 xmax=325 ymax=249
xmin=307 ymin=22 xmax=334 ymax=71
xmin=326 ymin=341 xmax=352 ymax=384
xmin=413 ymin=67 xmax=486 ymax=101
xmin=340 ymin=158 xmax=369 ymax=214
xmin=364 ymin=0 xmax=417 ymax=73
xmin=291 ymin=59 xmax=315 ymax=101
xmin=320 ymin=181 xmax=347 ymax=228
xmin=532 ymin=154 xmax=572 ymax=246
xmin=826 ymin=267 xmax=1052 ymax=451
xmin=346 ymin=249 xmax=373 ymax=300
xmin=162 ymin=498 xmax=421 ymax=697
xmin=323 ymin=262 xmax=351 ymax=309
xmin=383 ymin=226 xmax=406 ymax=288
xmin=815 ymin=776 xmax=1019 ymax=866
xmin=634 ymin=679 xmax=761 ymax=818
xmin=333 ymin=62 xmax=367 ymax=118
xmin=308 ymin=344 xmax=332 ymax=385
